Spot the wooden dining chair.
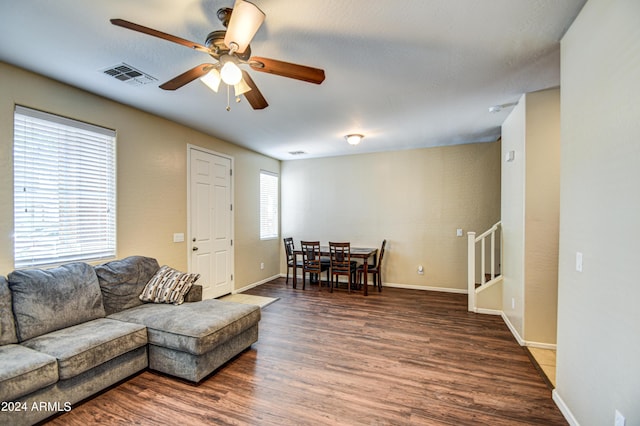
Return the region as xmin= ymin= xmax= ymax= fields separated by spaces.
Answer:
xmin=300 ymin=241 xmax=330 ymax=290
xmin=283 ymin=237 xmax=302 ymax=286
xmin=329 ymin=242 xmax=358 ymax=293
xmin=357 ymin=239 xmax=386 ymax=292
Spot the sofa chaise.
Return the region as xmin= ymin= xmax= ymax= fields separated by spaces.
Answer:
xmin=0 ymin=256 xmax=260 ymax=425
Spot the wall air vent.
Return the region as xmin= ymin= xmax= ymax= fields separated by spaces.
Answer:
xmin=100 ymin=63 xmax=157 ymax=86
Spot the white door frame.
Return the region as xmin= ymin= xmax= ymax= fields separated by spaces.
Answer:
xmin=186 ymin=144 xmax=235 ymax=295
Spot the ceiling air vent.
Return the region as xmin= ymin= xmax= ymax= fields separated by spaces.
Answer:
xmin=100 ymin=63 xmax=157 ymax=86
xmin=288 ymin=151 xmax=307 ymax=156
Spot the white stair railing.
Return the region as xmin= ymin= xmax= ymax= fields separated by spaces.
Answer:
xmin=467 ymin=221 xmax=502 ymax=312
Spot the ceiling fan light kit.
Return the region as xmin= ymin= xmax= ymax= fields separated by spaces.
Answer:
xmin=234 ymin=78 xmax=252 ymax=96
xmin=220 ymin=57 xmax=243 ymax=85
xmin=110 ymin=0 xmax=325 ymax=111
xmin=200 ymin=69 xmax=222 ymax=92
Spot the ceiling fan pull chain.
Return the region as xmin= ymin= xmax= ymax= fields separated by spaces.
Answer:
xmin=226 ymin=84 xmax=231 ymax=111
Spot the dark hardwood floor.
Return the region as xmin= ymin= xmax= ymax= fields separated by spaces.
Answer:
xmin=46 ymin=278 xmax=566 ymax=425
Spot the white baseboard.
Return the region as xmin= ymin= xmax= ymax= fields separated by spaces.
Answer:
xmin=235 ymin=274 xmax=281 ymax=294
xmin=474 ymin=308 xmax=503 ymax=316
xmin=279 ymin=274 xmax=469 ymax=294
xmin=382 ymin=282 xmax=468 ymax=294
xmin=553 ymin=389 xmax=580 ymax=426
xmin=525 ymin=341 xmax=557 ymax=350
xmin=501 ymin=312 xmax=526 ymax=346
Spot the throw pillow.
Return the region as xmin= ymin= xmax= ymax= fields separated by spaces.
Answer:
xmin=139 ymin=265 xmax=200 ymax=305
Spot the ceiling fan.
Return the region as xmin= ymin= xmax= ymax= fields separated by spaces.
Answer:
xmin=111 ymin=0 xmax=325 ymax=110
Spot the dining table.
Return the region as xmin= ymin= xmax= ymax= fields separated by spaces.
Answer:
xmin=292 ymin=246 xmax=378 ymax=296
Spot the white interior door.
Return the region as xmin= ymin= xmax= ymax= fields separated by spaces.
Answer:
xmin=189 ymin=147 xmax=233 ymax=299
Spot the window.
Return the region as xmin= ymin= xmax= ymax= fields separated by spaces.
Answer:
xmin=13 ymin=106 xmax=116 ymax=268
xmin=259 ymin=171 xmax=278 ymax=240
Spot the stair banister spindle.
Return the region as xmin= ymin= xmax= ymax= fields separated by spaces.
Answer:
xmin=481 ymin=237 xmax=486 ymax=285
xmin=491 ymin=230 xmax=496 ymax=281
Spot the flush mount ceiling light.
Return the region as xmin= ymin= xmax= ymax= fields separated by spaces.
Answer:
xmin=345 ymin=134 xmax=364 ymax=145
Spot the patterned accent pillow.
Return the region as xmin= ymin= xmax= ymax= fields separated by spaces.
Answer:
xmin=139 ymin=265 xmax=200 ymax=305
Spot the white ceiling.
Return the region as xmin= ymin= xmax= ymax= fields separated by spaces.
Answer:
xmin=0 ymin=0 xmax=586 ymax=160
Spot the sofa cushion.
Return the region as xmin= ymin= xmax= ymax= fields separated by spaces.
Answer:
xmin=108 ymin=299 xmax=260 ymax=356
xmin=0 ymin=344 xmax=58 ymax=401
xmin=184 ymin=284 xmax=203 ymax=303
xmin=21 ymin=318 xmax=147 ymax=380
xmin=139 ymin=265 xmax=200 ymax=305
xmin=8 ymin=262 xmax=106 ymax=341
xmin=0 ymin=276 xmax=18 ymax=345
xmin=94 ymin=256 xmax=160 ymax=315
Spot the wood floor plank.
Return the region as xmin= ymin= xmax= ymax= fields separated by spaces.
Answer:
xmin=45 ymin=278 xmax=565 ymax=425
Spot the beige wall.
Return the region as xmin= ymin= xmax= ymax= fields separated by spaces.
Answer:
xmin=281 ymin=142 xmax=501 ymax=291
xmin=500 ymin=88 xmax=560 ymax=345
xmin=556 ymin=0 xmax=640 ymax=424
xmin=0 ymin=62 xmax=280 ymax=290
xmin=524 ymin=88 xmax=560 ymax=345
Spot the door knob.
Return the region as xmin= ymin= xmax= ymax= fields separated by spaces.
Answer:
xmin=192 ymin=246 xmax=199 ymax=251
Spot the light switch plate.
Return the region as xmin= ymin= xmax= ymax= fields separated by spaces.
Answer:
xmin=576 ymin=252 xmax=583 ymax=272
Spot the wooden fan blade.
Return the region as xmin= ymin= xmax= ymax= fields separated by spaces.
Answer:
xmin=111 ymin=18 xmax=210 ymax=54
xmin=249 ymin=57 xmax=325 ymax=84
xmin=241 ymin=71 xmax=268 ymax=110
xmin=160 ymin=64 xmax=215 ymax=90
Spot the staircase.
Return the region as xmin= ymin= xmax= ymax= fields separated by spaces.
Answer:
xmin=467 ymin=221 xmax=503 ymax=312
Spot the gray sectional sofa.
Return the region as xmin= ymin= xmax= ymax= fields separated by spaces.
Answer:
xmin=0 ymin=256 xmax=260 ymax=425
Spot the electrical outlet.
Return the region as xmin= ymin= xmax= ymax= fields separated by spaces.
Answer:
xmin=511 ymin=298 xmax=515 ymax=310
xmin=260 ymin=262 xmax=264 ymax=270
xmin=456 ymin=228 xmax=463 ymax=237
xmin=417 ymin=265 xmax=424 ymax=275
xmin=615 ymin=410 xmax=625 ymax=426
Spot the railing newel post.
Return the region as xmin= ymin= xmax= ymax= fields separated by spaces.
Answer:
xmin=467 ymin=231 xmax=476 ymax=312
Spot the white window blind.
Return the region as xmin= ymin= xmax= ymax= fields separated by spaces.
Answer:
xmin=13 ymin=106 xmax=116 ymax=268
xmin=259 ymin=171 xmax=278 ymax=240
